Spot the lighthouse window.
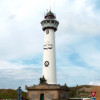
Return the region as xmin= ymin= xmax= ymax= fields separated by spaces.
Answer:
xmin=52 ymin=21 xmax=54 ymax=23
xmin=44 ymin=61 xmax=49 ymax=67
xmin=43 ymin=22 xmax=45 ymax=24
xmin=46 ymin=29 xmax=49 ymax=34
xmin=47 ymin=21 xmax=50 ymax=23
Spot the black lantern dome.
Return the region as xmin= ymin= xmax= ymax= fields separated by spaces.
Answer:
xmin=45 ymin=11 xmax=56 ymax=19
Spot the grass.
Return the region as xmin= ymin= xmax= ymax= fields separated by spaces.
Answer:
xmin=0 ymin=89 xmax=27 ymax=99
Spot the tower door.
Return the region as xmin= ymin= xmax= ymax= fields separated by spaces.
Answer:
xmin=40 ymin=94 xmax=44 ymax=100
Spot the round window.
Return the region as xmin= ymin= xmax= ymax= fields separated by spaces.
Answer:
xmin=46 ymin=30 xmax=49 ymax=34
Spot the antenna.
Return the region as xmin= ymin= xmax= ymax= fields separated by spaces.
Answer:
xmin=44 ymin=11 xmax=45 ymax=17
xmin=50 ymin=6 xmax=51 ymax=11
xmin=54 ymin=0 xmax=56 ymax=12
xmin=46 ymin=9 xmax=48 ymax=13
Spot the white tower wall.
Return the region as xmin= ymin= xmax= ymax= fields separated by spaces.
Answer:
xmin=43 ymin=29 xmax=56 ymax=84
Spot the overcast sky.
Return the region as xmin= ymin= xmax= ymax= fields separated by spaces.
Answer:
xmin=0 ymin=0 xmax=100 ymax=91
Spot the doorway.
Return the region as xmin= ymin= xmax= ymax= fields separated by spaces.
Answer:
xmin=40 ymin=94 xmax=44 ymax=100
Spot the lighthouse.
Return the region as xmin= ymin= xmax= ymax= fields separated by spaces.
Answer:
xmin=41 ymin=11 xmax=59 ymax=84
xmin=26 ymin=11 xmax=69 ymax=100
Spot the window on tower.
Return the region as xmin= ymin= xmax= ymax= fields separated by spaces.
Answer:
xmin=47 ymin=21 xmax=50 ymax=23
xmin=51 ymin=21 xmax=54 ymax=23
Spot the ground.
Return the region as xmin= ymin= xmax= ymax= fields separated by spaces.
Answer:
xmin=0 ymin=85 xmax=100 ymax=99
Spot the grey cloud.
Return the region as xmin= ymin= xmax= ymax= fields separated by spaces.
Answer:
xmin=0 ymin=0 xmax=100 ymax=89
xmin=0 ymin=68 xmax=41 ymax=90
xmin=9 ymin=15 xmax=16 ymax=20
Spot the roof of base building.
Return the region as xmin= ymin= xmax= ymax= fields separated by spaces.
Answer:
xmin=25 ymin=84 xmax=69 ymax=91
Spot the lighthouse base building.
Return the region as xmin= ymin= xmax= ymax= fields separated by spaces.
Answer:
xmin=25 ymin=77 xmax=69 ymax=100
xmin=25 ymin=11 xmax=70 ymax=100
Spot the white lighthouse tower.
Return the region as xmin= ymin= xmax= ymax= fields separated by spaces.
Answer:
xmin=41 ymin=11 xmax=59 ymax=84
